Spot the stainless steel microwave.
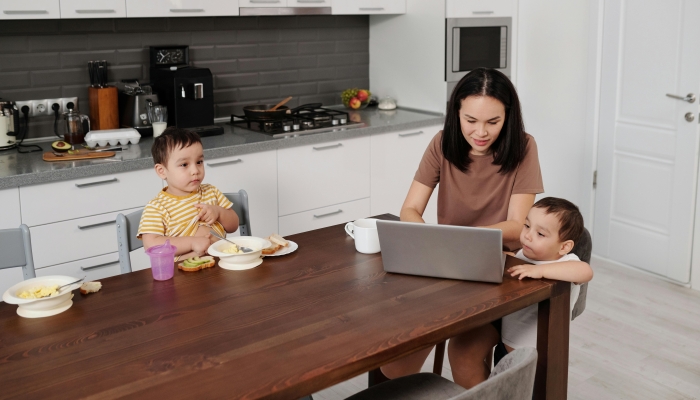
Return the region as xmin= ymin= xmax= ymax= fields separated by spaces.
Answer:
xmin=446 ymin=17 xmax=512 ymax=84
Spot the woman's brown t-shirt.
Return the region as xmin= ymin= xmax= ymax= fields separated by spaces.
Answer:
xmin=414 ymin=131 xmax=544 ymax=229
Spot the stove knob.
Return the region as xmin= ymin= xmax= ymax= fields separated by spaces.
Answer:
xmin=332 ymin=119 xmax=339 ymax=126
xmin=283 ymin=125 xmax=291 ymax=132
xmin=340 ymin=118 xmax=347 ymax=125
xmin=293 ymin=124 xmax=300 ymax=131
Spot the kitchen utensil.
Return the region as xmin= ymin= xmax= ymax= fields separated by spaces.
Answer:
xmin=145 ymin=240 xmax=176 ymax=281
xmin=63 ymin=108 xmax=90 ymax=145
xmin=118 ymin=80 xmax=160 ymax=136
xmin=268 ymin=96 xmax=293 ymax=112
xmin=150 ymin=66 xmax=217 ymax=130
xmin=55 ymin=276 xmax=85 ymax=294
xmin=43 ymin=149 xmax=116 ymax=162
xmin=209 ymin=229 xmax=253 ymax=253
xmin=89 ymin=86 xmax=119 ymax=130
xmin=84 ymin=145 xmax=128 ymax=152
xmin=242 ymin=103 xmax=322 ymax=121
xmin=378 ymin=96 xmax=397 ymax=110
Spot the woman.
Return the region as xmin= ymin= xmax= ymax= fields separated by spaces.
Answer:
xmin=381 ymin=68 xmax=544 ymax=387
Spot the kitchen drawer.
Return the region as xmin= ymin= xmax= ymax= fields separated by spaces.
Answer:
xmin=126 ymin=0 xmax=239 ymax=17
xmin=0 ymin=187 xmax=20 ymax=230
xmin=278 ymin=136 xmax=370 ymax=216
xmin=279 ymin=198 xmax=370 ymax=236
xmin=288 ymin=0 xmax=329 ymax=7
xmin=446 ymin=0 xmax=516 ymax=18
xmin=31 ymin=207 xmax=141 ymax=268
xmin=20 ymin=169 xmax=159 ymax=227
xmin=36 ymin=253 xmax=122 ymax=282
xmin=60 ymin=0 xmax=126 ymax=18
xmin=0 ymin=0 xmax=60 ymax=19
xmin=204 ymin=150 xmax=279 ymax=237
xmin=240 ymin=0 xmax=287 ymax=7
xmin=370 ymin=125 xmax=441 ymax=224
xmin=332 ymin=0 xmax=405 ymax=15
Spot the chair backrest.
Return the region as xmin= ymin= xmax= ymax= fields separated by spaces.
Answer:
xmin=116 ymin=189 xmax=251 ymax=274
xmin=570 ymin=227 xmax=592 ymax=320
xmin=0 ymin=224 xmax=36 ymax=279
xmin=451 ymin=347 xmax=538 ymax=400
xmin=224 ymin=189 xmax=251 ymax=236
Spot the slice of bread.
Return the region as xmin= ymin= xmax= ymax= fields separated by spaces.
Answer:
xmin=268 ymin=233 xmax=288 ymax=247
xmin=80 ymin=281 xmax=102 ymax=295
xmin=178 ymin=256 xmax=215 ymax=272
xmin=262 ymin=244 xmax=282 ymax=255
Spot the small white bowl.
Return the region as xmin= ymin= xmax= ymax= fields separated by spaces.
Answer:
xmin=3 ymin=276 xmax=82 ymax=312
xmin=207 ymin=236 xmax=271 ymax=264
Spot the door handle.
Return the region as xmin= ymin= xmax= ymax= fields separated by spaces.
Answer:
xmin=75 ymin=177 xmax=118 ymax=188
xmin=81 ymin=261 xmax=115 ymax=271
xmin=313 ymin=209 xmax=342 ymax=218
xmin=313 ymin=143 xmax=342 ymax=151
xmin=685 ymin=112 xmax=695 ymax=122
xmin=78 ymin=220 xmax=116 ymax=230
xmin=207 ymin=159 xmax=242 ymax=167
xmin=666 ymin=93 xmax=696 ymax=103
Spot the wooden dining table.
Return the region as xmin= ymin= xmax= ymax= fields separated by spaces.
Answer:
xmin=0 ymin=214 xmax=570 ymax=400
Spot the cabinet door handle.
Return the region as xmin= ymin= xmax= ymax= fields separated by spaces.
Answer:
xmin=207 ymin=159 xmax=242 ymax=167
xmin=398 ymin=130 xmax=424 ymax=137
xmin=472 ymin=11 xmax=494 ymax=15
xmin=75 ymin=9 xmax=116 ymax=14
xmin=313 ymin=143 xmax=342 ymax=151
xmin=249 ymin=0 xmax=281 ymax=3
xmin=297 ymin=0 xmax=325 ymax=3
xmin=313 ymin=209 xmax=342 ymax=218
xmin=170 ymin=8 xmax=205 ymax=12
xmin=3 ymin=10 xmax=49 ymax=15
xmin=81 ymin=261 xmax=114 ymax=271
xmin=75 ymin=177 xmax=118 ymax=188
xmin=78 ymin=220 xmax=116 ymax=230
xmin=359 ymin=7 xmax=385 ymax=11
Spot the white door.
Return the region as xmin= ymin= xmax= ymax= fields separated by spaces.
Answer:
xmin=594 ymin=0 xmax=700 ymax=282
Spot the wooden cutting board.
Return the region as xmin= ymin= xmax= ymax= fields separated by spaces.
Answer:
xmin=43 ymin=149 xmax=116 ymax=162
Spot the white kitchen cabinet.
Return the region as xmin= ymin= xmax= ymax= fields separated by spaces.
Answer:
xmin=0 ymin=0 xmax=60 ymax=19
xmin=278 ymin=136 xmax=370 ymax=216
xmin=20 ymin=169 xmax=160 ymax=227
xmin=60 ymin=0 xmax=126 ymax=19
xmin=239 ymin=0 xmax=286 ymax=7
xmin=126 ymin=0 xmax=239 ymax=17
xmin=36 ymin=253 xmax=122 ymax=282
xmin=203 ymin=150 xmax=279 ymax=237
xmin=370 ymin=125 xmax=440 ymax=224
xmin=288 ymin=0 xmax=330 ymax=7
xmin=0 ymin=187 xmax=20 ymax=230
xmin=332 ymin=0 xmax=405 ymax=15
xmin=445 ymin=0 xmax=516 ymax=18
xmin=279 ymin=198 xmax=370 ymax=236
xmin=30 ymin=207 xmax=141 ymax=268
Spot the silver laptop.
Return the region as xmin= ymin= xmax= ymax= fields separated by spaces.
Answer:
xmin=376 ymin=220 xmax=506 ymax=283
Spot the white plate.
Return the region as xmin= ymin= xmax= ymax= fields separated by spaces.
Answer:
xmin=218 ymin=258 xmax=263 ymax=271
xmin=264 ymin=240 xmax=298 ymax=257
xmin=3 ymin=275 xmax=81 ymax=309
xmin=17 ymin=294 xmax=73 ymax=318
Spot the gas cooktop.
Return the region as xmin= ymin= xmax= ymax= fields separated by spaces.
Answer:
xmin=230 ymin=104 xmax=365 ymax=138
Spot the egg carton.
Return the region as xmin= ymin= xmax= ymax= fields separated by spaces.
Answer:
xmin=84 ymin=128 xmax=141 ymax=147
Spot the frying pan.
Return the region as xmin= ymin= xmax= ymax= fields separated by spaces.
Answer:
xmin=242 ymin=103 xmax=322 ymax=121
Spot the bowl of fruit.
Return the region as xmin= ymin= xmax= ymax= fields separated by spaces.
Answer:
xmin=341 ymin=88 xmax=371 ymax=110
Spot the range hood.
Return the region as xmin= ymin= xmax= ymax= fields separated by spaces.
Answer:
xmin=239 ymin=7 xmax=331 ymax=16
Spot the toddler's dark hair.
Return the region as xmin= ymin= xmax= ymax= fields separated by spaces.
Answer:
xmin=533 ymin=197 xmax=584 ymax=242
xmin=151 ymin=127 xmax=201 ymax=165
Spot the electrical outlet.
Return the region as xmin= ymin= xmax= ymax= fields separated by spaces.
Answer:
xmin=47 ymin=98 xmax=63 ymax=115
xmin=62 ymin=97 xmax=78 ymax=112
xmin=33 ymin=100 xmax=49 ymax=117
xmin=15 ymin=101 xmax=32 ymax=116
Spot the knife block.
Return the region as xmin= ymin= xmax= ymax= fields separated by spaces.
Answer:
xmin=89 ymin=86 xmax=119 ymax=130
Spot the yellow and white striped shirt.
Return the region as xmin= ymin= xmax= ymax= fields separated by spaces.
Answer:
xmin=137 ymin=183 xmax=233 ymax=239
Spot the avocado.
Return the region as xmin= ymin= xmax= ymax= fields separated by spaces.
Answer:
xmin=190 ymin=257 xmax=207 ymax=265
xmin=51 ymin=141 xmax=71 ymax=152
xmin=182 ymin=260 xmax=198 ymax=268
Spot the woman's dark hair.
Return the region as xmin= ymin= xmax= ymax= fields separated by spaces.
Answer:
xmin=442 ymin=68 xmax=526 ymax=173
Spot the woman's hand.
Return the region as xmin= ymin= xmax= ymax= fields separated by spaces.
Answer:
xmin=400 ymin=180 xmax=434 ymax=223
xmin=508 ymin=264 xmax=543 ymax=280
xmin=194 ymin=203 xmax=222 ymax=225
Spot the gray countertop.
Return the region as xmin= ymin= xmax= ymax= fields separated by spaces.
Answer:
xmin=0 ymin=107 xmax=443 ymax=189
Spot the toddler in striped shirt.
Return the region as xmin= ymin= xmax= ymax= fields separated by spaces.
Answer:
xmin=138 ymin=128 xmax=239 ymax=260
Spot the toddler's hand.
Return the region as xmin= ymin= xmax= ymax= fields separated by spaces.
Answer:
xmin=191 ymin=234 xmax=212 ymax=256
xmin=194 ymin=203 xmax=221 ymax=226
xmin=508 ymin=264 xmax=544 ymax=280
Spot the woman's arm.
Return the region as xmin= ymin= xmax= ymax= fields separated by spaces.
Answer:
xmin=508 ymin=261 xmax=594 ymax=284
xmin=481 ymin=193 xmax=535 ymax=243
xmin=400 ymin=180 xmax=434 ymax=223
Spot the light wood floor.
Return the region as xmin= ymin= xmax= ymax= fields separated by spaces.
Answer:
xmin=313 ymin=258 xmax=700 ymax=399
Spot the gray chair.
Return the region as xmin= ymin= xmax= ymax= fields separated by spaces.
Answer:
xmin=116 ymin=189 xmax=251 ymax=273
xmin=0 ymin=224 xmax=36 ymax=280
xmin=349 ymin=348 xmax=538 ymax=400
xmin=571 ymin=227 xmax=592 ymax=320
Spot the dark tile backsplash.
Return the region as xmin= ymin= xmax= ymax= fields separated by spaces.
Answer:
xmin=0 ymin=15 xmax=369 ymax=139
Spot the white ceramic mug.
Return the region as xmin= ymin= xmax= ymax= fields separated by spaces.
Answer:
xmin=345 ymin=218 xmax=380 ymax=254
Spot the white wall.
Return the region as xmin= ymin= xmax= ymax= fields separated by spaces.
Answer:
xmin=368 ymin=0 xmax=446 ymax=114
xmin=516 ymin=0 xmax=596 ymax=223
